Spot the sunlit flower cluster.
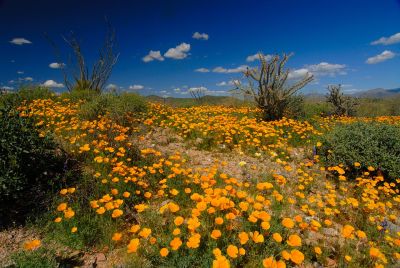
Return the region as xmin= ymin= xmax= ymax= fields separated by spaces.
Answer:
xmin=18 ymin=99 xmax=400 ymax=267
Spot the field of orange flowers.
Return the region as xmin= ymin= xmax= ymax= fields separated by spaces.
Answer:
xmin=16 ymin=98 xmax=399 ymax=267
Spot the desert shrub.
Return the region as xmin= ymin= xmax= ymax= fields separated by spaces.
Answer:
xmin=11 ymin=248 xmax=58 ymax=268
xmin=283 ymin=95 xmax=305 ymax=119
xmin=319 ymin=122 xmax=400 ymax=181
xmin=60 ymin=89 xmax=99 ymax=102
xmin=0 ymin=108 xmax=66 ymax=227
xmin=78 ymin=92 xmax=147 ymax=125
xmin=0 ymin=86 xmax=54 ymax=109
xmin=303 ymin=101 xmax=330 ymax=118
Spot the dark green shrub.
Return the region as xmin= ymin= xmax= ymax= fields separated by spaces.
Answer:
xmin=0 ymin=86 xmax=54 ymax=109
xmin=78 ymin=92 xmax=147 ymax=125
xmin=11 ymin=248 xmax=58 ymax=268
xmin=0 ymin=108 xmax=66 ymax=227
xmin=320 ymin=122 xmax=400 ymax=181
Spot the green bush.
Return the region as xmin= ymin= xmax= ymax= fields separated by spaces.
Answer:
xmin=320 ymin=122 xmax=400 ymax=181
xmin=11 ymin=248 xmax=58 ymax=268
xmin=60 ymin=89 xmax=100 ymax=102
xmin=78 ymin=92 xmax=147 ymax=125
xmin=0 ymin=86 xmax=54 ymax=109
xmin=0 ymin=108 xmax=66 ymax=227
xmin=303 ymin=101 xmax=330 ymax=118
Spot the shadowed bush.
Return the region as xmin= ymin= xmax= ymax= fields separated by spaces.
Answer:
xmin=0 ymin=108 xmax=67 ymax=227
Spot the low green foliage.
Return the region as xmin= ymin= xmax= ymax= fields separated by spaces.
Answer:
xmin=320 ymin=122 xmax=400 ymax=181
xmin=0 ymin=86 xmax=54 ymax=109
xmin=11 ymin=248 xmax=58 ymax=268
xmin=60 ymin=89 xmax=100 ymax=102
xmin=0 ymin=108 xmax=66 ymax=227
xmin=78 ymin=92 xmax=147 ymax=125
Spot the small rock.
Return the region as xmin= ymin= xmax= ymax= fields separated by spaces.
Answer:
xmin=322 ymin=228 xmax=339 ymax=236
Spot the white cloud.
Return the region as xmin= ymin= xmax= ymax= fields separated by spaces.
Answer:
xmin=9 ymin=38 xmax=32 ymax=45
xmin=42 ymin=80 xmax=64 ymax=88
xmin=49 ymin=62 xmax=66 ymax=69
xmin=17 ymin=71 xmax=24 ymax=74
xmin=142 ymin=50 xmax=164 ymax=62
xmin=366 ymin=50 xmax=396 ymax=64
xmin=195 ymin=68 xmax=210 ymax=73
xmin=216 ymin=80 xmax=238 ymax=86
xmin=212 ymin=65 xmax=248 ymax=73
xmin=129 ymin=84 xmax=144 ymax=90
xmin=288 ymin=62 xmax=345 ymax=80
xmin=306 ymin=62 xmax=347 ymax=76
xmin=246 ymin=53 xmax=272 ymax=62
xmin=192 ymin=32 xmax=209 ymax=40
xmin=371 ymin=32 xmax=400 ymax=45
xmin=173 ymin=88 xmax=181 ymax=92
xmin=288 ymin=68 xmax=310 ymax=80
xmin=23 ymin=77 xmax=34 ymax=81
xmin=1 ymin=86 xmax=14 ymax=90
xmin=216 ymin=81 xmax=227 ymax=86
xmin=164 ymin=43 xmax=191 ymax=59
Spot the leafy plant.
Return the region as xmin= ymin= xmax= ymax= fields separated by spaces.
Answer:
xmin=78 ymin=92 xmax=147 ymax=125
xmin=320 ymin=122 xmax=400 ymax=181
xmin=11 ymin=248 xmax=58 ymax=268
xmin=0 ymin=108 xmax=66 ymax=227
xmin=234 ymin=53 xmax=313 ymax=121
xmin=0 ymin=86 xmax=54 ymax=109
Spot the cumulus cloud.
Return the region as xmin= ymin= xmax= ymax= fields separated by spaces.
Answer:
xmin=216 ymin=80 xmax=238 ymax=86
xmin=306 ymin=62 xmax=347 ymax=76
xmin=192 ymin=32 xmax=209 ymax=40
xmin=246 ymin=53 xmax=272 ymax=62
xmin=49 ymin=62 xmax=66 ymax=69
xmin=216 ymin=81 xmax=227 ymax=86
xmin=1 ymin=86 xmax=14 ymax=90
xmin=164 ymin=43 xmax=191 ymax=59
xmin=173 ymin=88 xmax=181 ymax=92
xmin=42 ymin=80 xmax=64 ymax=88
xmin=288 ymin=69 xmax=310 ymax=80
xmin=9 ymin=38 xmax=32 ymax=45
xmin=22 ymin=77 xmax=34 ymax=81
xmin=129 ymin=84 xmax=144 ymax=90
xmin=17 ymin=71 xmax=24 ymax=74
xmin=212 ymin=65 xmax=248 ymax=74
xmin=142 ymin=50 xmax=164 ymax=62
xmin=371 ymin=32 xmax=400 ymax=45
xmin=366 ymin=50 xmax=396 ymax=64
xmin=195 ymin=68 xmax=210 ymax=73
xmin=288 ymin=62 xmax=345 ymax=80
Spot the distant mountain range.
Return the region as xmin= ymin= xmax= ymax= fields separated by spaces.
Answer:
xmin=305 ymin=88 xmax=400 ymax=99
xmin=351 ymin=88 xmax=400 ymax=98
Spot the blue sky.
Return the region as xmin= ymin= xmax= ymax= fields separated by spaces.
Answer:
xmin=1 ymin=0 xmax=399 ymax=97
